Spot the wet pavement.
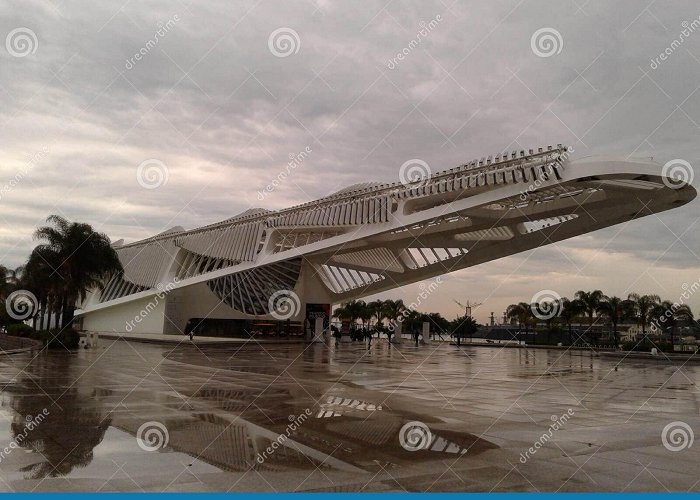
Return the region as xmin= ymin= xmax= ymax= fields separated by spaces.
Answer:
xmin=0 ymin=339 xmax=698 ymax=492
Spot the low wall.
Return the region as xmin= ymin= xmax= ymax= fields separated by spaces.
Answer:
xmin=0 ymin=334 xmax=43 ymax=354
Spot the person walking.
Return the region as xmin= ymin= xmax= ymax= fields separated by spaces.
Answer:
xmin=185 ymin=319 xmax=195 ymax=341
xmin=189 ymin=322 xmax=197 ymax=341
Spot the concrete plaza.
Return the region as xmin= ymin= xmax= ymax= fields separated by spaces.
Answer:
xmin=0 ymin=339 xmax=697 ymax=492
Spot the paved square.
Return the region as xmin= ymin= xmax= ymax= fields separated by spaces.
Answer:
xmin=0 ymin=340 xmax=697 ymax=491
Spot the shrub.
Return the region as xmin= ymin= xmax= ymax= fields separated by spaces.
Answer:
xmin=40 ymin=329 xmax=80 ymax=349
xmin=6 ymin=323 xmax=36 ymax=338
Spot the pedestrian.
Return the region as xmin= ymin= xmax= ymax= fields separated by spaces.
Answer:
xmin=185 ymin=319 xmax=194 ymax=341
xmin=331 ymin=325 xmax=341 ymax=346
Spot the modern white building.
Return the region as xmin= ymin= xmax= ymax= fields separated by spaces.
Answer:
xmin=75 ymin=146 xmax=696 ymax=337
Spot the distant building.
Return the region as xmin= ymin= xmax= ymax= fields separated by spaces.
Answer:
xmin=619 ymin=323 xmax=661 ymax=342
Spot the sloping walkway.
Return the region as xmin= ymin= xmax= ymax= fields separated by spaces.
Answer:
xmin=0 ymin=334 xmax=43 ymax=355
xmin=84 ymin=331 xmax=305 ymax=346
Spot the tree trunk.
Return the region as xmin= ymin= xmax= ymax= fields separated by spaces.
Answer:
xmin=48 ymin=300 xmax=54 ymax=330
xmin=670 ymin=323 xmax=675 ymax=348
xmin=43 ymin=301 xmax=49 ymax=331
xmin=524 ymin=323 xmax=529 ymax=345
xmin=57 ymin=295 xmax=65 ymax=329
xmin=41 ymin=298 xmax=49 ymax=330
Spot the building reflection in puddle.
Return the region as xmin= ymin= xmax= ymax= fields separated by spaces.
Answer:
xmin=0 ymin=344 xmax=500 ymax=481
xmin=1 ymin=377 xmax=111 ymax=479
xmin=172 ymin=383 xmax=496 ymax=473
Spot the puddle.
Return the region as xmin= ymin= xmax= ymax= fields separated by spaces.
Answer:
xmin=0 ymin=343 xmax=514 ymax=483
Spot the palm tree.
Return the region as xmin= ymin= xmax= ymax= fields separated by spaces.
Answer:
xmin=23 ymin=247 xmax=60 ymax=330
xmin=403 ymin=308 xmax=420 ymax=336
xmin=575 ymin=290 xmax=603 ymax=342
xmin=0 ymin=265 xmax=12 ymax=303
xmin=424 ymin=312 xmax=449 ymax=339
xmin=0 ymin=265 xmax=22 ymax=302
xmin=560 ymin=297 xmax=583 ymax=345
xmin=26 ymin=215 xmax=122 ymax=329
xmin=506 ymin=302 xmax=526 ymax=325
xmin=381 ymin=299 xmax=406 ymax=322
xmin=1 ymin=265 xmax=19 ymax=329
xmin=597 ymin=295 xmax=625 ymax=347
xmin=652 ymin=301 xmax=693 ymax=347
xmin=626 ymin=293 xmax=661 ymax=341
xmin=538 ymin=299 xmax=561 ymax=342
xmin=332 ymin=304 xmax=352 ymax=324
xmin=366 ymin=299 xmax=385 ymax=338
xmin=357 ymin=301 xmax=373 ymax=329
xmin=333 ymin=299 xmax=366 ymax=330
xmin=506 ymin=302 xmax=533 ymax=344
xmin=451 ymin=315 xmax=479 ymax=342
xmin=381 ymin=299 xmax=406 ymax=342
xmin=0 ymin=265 xmax=21 ymax=290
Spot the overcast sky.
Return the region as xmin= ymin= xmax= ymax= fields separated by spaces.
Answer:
xmin=2 ymin=0 xmax=700 ymax=322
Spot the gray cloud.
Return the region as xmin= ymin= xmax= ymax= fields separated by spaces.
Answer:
xmin=2 ymin=0 xmax=700 ymax=321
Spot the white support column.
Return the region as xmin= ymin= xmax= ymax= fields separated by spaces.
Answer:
xmin=312 ymin=316 xmax=325 ymax=343
xmin=422 ymin=321 xmax=430 ymax=344
xmin=390 ymin=321 xmax=402 ymax=344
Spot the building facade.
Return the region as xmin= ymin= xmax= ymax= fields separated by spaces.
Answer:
xmin=75 ymin=146 xmax=696 ymax=336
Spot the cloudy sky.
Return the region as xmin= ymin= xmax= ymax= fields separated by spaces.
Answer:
xmin=1 ymin=0 xmax=700 ymax=322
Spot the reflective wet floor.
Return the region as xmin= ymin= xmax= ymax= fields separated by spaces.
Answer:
xmin=0 ymin=339 xmax=698 ymax=491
